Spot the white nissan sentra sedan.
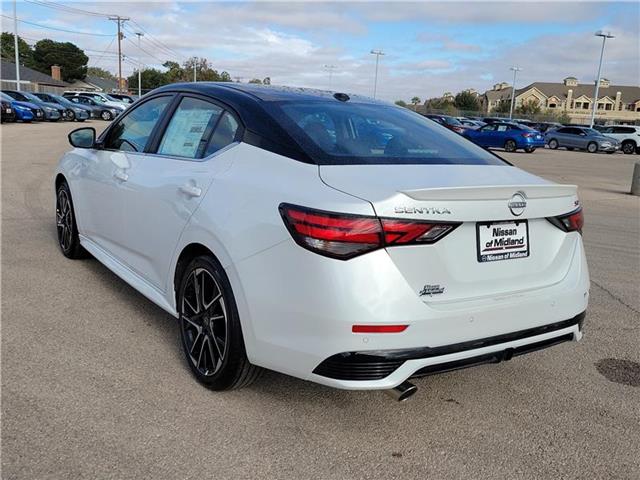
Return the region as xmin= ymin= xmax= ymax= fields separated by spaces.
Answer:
xmin=55 ymin=83 xmax=589 ymax=400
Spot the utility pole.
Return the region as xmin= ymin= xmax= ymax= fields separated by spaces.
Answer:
xmin=370 ymin=49 xmax=385 ymax=99
xmin=109 ymin=15 xmax=129 ymax=93
xmin=192 ymin=57 xmax=197 ymax=82
xmin=508 ymin=66 xmax=522 ymax=120
xmin=13 ymin=0 xmax=20 ymax=91
xmin=323 ymin=64 xmax=337 ymax=89
xmin=590 ymin=30 xmax=614 ymax=128
xmin=135 ymin=32 xmax=143 ymax=97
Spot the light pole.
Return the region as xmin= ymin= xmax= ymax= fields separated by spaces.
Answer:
xmin=13 ymin=0 xmax=20 ymax=91
xmin=192 ymin=57 xmax=197 ymax=82
xmin=370 ymin=49 xmax=384 ymax=99
xmin=135 ymin=32 xmax=143 ymax=97
xmin=508 ymin=66 xmax=522 ymax=120
xmin=323 ymin=64 xmax=337 ymax=89
xmin=590 ymin=30 xmax=614 ymax=128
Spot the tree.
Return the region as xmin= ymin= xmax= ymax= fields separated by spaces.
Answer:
xmin=493 ymin=99 xmax=511 ymax=114
xmin=517 ymin=99 xmax=541 ymax=115
xmin=395 ymin=100 xmax=408 ymax=107
xmin=1 ymin=32 xmax=33 ymax=65
xmin=248 ymin=78 xmax=263 ymax=84
xmin=262 ymin=77 xmax=271 ymax=85
xmin=30 ymin=39 xmax=88 ymax=82
xmin=182 ymin=57 xmax=233 ymax=82
xmin=86 ymin=67 xmax=115 ymax=80
xmin=454 ymin=91 xmax=480 ymax=111
xmin=126 ymin=68 xmax=168 ymax=91
xmin=411 ymin=96 xmax=421 ymax=108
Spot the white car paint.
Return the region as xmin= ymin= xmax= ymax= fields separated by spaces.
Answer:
xmin=55 ymin=87 xmax=590 ymax=391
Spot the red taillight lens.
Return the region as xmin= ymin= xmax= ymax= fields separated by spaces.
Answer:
xmin=280 ymin=204 xmax=460 ymax=259
xmin=522 ymin=132 xmax=534 ymax=138
xmin=547 ymin=208 xmax=584 ymax=234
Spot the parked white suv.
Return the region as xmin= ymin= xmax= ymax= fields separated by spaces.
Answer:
xmin=599 ymin=125 xmax=640 ymax=154
xmin=62 ymin=91 xmax=127 ymax=112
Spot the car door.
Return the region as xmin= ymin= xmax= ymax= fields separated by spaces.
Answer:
xmin=554 ymin=127 xmax=572 ymax=147
xmin=492 ymin=123 xmax=510 ymax=147
xmin=116 ymin=94 xmax=241 ymax=292
xmin=74 ymin=95 xmax=175 ymax=260
xmin=473 ymin=124 xmax=495 ymax=146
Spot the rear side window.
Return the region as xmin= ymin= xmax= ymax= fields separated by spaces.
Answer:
xmin=271 ymin=102 xmax=506 ymax=166
xmin=104 ymin=96 xmax=172 ymax=152
xmin=204 ymin=111 xmax=240 ymax=157
xmin=158 ymin=97 xmax=223 ymax=159
xmin=613 ymin=126 xmax=635 ymax=134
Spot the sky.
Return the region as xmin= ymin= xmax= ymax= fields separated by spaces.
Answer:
xmin=1 ymin=0 xmax=639 ymax=101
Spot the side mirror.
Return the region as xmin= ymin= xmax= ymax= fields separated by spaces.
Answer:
xmin=68 ymin=127 xmax=96 ymax=148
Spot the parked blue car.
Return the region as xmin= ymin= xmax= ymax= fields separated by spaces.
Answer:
xmin=0 ymin=91 xmax=38 ymax=122
xmin=2 ymin=90 xmax=63 ymax=121
xmin=463 ymin=122 xmax=545 ymax=153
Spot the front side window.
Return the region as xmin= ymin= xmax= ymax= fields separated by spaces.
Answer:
xmin=104 ymin=96 xmax=172 ymax=152
xmin=158 ymin=97 xmax=223 ymax=159
xmin=271 ymin=102 xmax=506 ymax=166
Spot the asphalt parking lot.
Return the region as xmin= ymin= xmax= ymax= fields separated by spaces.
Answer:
xmin=2 ymin=120 xmax=639 ymax=479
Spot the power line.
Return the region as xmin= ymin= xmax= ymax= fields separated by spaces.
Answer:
xmin=128 ymin=19 xmax=186 ymax=60
xmin=24 ymin=0 xmax=113 ymax=18
xmin=122 ymin=23 xmax=183 ymax=62
xmin=0 ymin=14 xmax=115 ymax=37
xmin=124 ymin=36 xmax=168 ymax=65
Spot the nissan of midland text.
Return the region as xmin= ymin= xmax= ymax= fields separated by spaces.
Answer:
xmin=55 ymin=83 xmax=589 ymax=400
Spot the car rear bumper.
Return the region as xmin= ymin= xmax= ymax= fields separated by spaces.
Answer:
xmin=232 ymin=232 xmax=590 ymax=390
xmin=313 ymin=312 xmax=584 ymax=385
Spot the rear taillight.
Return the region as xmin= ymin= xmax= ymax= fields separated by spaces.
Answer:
xmin=547 ymin=208 xmax=584 ymax=234
xmin=522 ymin=132 xmax=534 ymax=138
xmin=279 ymin=203 xmax=460 ymax=259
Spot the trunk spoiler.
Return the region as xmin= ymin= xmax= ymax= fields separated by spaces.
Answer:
xmin=401 ymin=184 xmax=578 ymax=201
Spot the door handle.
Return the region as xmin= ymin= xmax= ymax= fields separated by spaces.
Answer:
xmin=113 ymin=169 xmax=128 ymax=182
xmin=180 ymin=184 xmax=202 ymax=198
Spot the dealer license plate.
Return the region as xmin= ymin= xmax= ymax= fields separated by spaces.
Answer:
xmin=477 ymin=220 xmax=529 ymax=262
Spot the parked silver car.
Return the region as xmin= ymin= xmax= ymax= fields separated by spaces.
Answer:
xmin=545 ymin=126 xmax=620 ymax=153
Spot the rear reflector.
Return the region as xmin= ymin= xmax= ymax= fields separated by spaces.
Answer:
xmin=352 ymin=325 xmax=408 ymax=333
xmin=547 ymin=207 xmax=584 ymax=234
xmin=280 ymin=203 xmax=460 ymax=259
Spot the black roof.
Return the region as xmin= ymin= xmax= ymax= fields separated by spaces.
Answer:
xmin=153 ymin=82 xmax=381 ymax=104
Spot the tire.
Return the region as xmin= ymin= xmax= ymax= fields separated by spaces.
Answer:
xmin=178 ymin=255 xmax=262 ymax=390
xmin=77 ymin=119 xmax=86 ymax=122
xmin=56 ymin=181 xmax=87 ymax=259
xmin=67 ymin=110 xmax=75 ymax=121
xmin=548 ymin=139 xmax=559 ymax=149
xmin=621 ymin=141 xmax=636 ymax=155
xmin=524 ymin=147 xmax=536 ymax=153
xmin=101 ymin=110 xmax=112 ymax=121
xmin=504 ymin=139 xmax=517 ymax=152
xmin=587 ymin=142 xmax=598 ymax=153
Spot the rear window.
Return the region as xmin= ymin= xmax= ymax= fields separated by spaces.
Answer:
xmin=271 ymin=101 xmax=506 ymax=166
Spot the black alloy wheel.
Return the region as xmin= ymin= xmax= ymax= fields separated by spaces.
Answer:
xmin=504 ymin=139 xmax=517 ymax=152
xmin=178 ymin=256 xmax=262 ymax=390
xmin=56 ymin=182 xmax=86 ymax=259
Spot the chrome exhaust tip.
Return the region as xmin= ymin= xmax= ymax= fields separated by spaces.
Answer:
xmin=384 ymin=381 xmax=418 ymax=402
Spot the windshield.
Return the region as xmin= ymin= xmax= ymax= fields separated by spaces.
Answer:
xmin=271 ymin=101 xmax=506 ymax=166
xmin=22 ymin=92 xmax=42 ymax=103
xmin=0 ymin=92 xmax=13 ymax=102
xmin=442 ymin=116 xmax=463 ymax=126
xmin=583 ymin=128 xmax=601 ymax=136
